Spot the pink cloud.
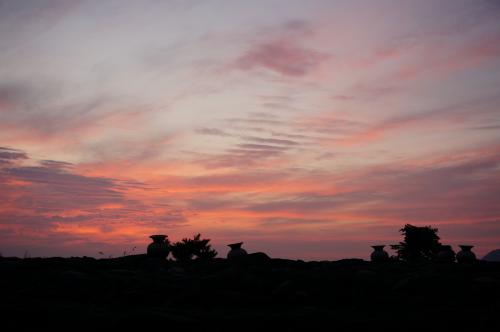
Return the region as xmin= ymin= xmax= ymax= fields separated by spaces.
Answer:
xmin=1 ymin=143 xmax=500 ymax=259
xmin=393 ymin=33 xmax=500 ymax=81
xmin=0 ymin=147 xmax=191 ymax=256
xmin=303 ymin=93 xmax=500 ymax=147
xmin=234 ymin=40 xmax=329 ymax=77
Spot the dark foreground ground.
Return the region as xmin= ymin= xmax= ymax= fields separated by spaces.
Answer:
xmin=1 ymin=254 xmax=500 ymax=331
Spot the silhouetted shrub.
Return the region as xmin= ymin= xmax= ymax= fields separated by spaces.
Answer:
xmin=391 ymin=224 xmax=442 ymax=262
xmin=170 ymin=234 xmax=217 ymax=262
xmin=170 ymin=240 xmax=193 ymax=261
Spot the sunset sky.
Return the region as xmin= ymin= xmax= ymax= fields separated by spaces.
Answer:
xmin=1 ymin=0 xmax=500 ymax=260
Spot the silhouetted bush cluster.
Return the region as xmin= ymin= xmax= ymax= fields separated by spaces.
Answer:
xmin=170 ymin=233 xmax=217 ymax=262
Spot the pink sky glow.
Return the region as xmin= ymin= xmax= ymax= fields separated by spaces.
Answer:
xmin=1 ymin=0 xmax=500 ymax=260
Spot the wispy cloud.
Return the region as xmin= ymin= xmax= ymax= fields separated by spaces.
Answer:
xmin=0 ymin=147 xmax=28 ymax=164
xmin=0 ymin=147 xmax=190 ymax=256
xmin=1 ymin=1 xmax=500 ymax=259
xmin=195 ymin=127 xmax=232 ymax=137
xmin=241 ymin=135 xmax=299 ymax=146
xmin=234 ymin=40 xmax=329 ymax=77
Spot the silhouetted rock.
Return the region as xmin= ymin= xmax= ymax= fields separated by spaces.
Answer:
xmin=483 ymin=249 xmax=500 ymax=262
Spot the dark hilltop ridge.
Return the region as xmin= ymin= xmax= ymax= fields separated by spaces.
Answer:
xmin=2 ymin=226 xmax=500 ymax=331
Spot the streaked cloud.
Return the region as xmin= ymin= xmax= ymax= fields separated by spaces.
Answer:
xmin=1 ymin=0 xmax=500 ymax=259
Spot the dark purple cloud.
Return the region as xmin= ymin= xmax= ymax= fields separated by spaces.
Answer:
xmin=0 ymin=147 xmax=187 ymax=221
xmin=2 ymin=165 xmax=124 ymax=212
xmin=0 ymin=147 xmax=28 ymax=164
xmin=39 ymin=160 xmax=74 ymax=169
xmin=190 ymin=109 xmax=310 ymax=169
xmin=242 ymin=136 xmax=299 ymax=146
xmin=340 ymin=150 xmax=500 ymax=222
xmin=189 ymin=148 xmax=500 ymax=232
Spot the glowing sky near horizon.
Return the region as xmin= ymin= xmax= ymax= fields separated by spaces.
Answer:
xmin=1 ymin=0 xmax=500 ymax=259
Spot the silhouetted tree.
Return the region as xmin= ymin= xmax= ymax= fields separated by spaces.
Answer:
xmin=192 ymin=234 xmax=218 ymax=260
xmin=391 ymin=224 xmax=442 ymax=261
xmin=170 ymin=234 xmax=217 ymax=262
xmin=170 ymin=238 xmax=193 ymax=262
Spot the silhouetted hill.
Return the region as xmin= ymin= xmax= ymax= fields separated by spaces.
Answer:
xmin=483 ymin=249 xmax=500 ymax=262
xmin=1 ymin=255 xmax=500 ymax=331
